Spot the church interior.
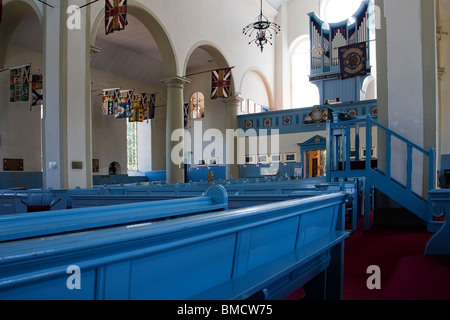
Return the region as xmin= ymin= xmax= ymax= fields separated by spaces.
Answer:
xmin=0 ymin=0 xmax=450 ymax=301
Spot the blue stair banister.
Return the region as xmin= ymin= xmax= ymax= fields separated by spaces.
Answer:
xmin=327 ymin=114 xmax=436 ymax=231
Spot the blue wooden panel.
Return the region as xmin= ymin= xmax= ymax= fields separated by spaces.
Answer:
xmin=298 ymin=207 xmax=335 ymax=247
xmin=129 ymin=235 xmax=236 ymax=300
xmin=0 ymin=270 xmax=96 ymax=300
xmin=103 ymin=261 xmax=132 ymax=300
xmin=0 ymin=172 xmax=43 ymax=190
xmin=246 ymin=217 xmax=299 ymax=271
xmin=323 ymin=78 xmax=357 ymax=103
xmin=145 ymin=170 xmax=166 ymax=182
xmin=186 ymin=166 xmax=226 ymax=182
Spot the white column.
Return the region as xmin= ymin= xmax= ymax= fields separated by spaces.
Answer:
xmin=224 ymin=95 xmax=243 ymax=179
xmin=162 ymin=76 xmax=190 ymax=184
xmin=42 ymin=0 xmax=92 ymax=189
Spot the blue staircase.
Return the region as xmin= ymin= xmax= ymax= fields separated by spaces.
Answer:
xmin=326 ymin=114 xmax=439 ymax=232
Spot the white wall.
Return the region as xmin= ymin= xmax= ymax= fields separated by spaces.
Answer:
xmin=384 ymin=0 xmax=425 ymax=193
xmin=0 ymin=44 xmax=42 ymax=172
xmin=439 ymin=19 xmax=450 ymax=157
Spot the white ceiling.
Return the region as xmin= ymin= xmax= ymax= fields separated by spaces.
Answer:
xmin=266 ymin=0 xmax=290 ymax=10
xmin=8 ymin=0 xmax=450 ymax=88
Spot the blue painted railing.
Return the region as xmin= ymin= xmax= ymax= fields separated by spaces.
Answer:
xmin=327 ymin=114 xmax=435 ymax=231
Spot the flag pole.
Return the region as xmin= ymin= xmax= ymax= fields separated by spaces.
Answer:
xmin=79 ymin=0 xmax=99 ymax=9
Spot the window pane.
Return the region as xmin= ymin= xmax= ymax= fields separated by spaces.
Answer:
xmin=127 ymin=122 xmax=138 ymax=171
xmin=323 ymin=0 xmax=364 ymax=23
xmin=292 ymin=38 xmax=320 ymax=108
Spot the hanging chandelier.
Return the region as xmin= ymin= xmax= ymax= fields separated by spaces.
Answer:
xmin=243 ymin=0 xmax=281 ymax=52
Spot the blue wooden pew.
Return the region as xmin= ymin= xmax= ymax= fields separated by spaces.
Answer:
xmin=425 ymin=189 xmax=450 ymax=255
xmin=0 ymin=185 xmax=228 ymax=243
xmin=0 ymin=192 xmax=350 ymax=300
xmin=0 ymin=195 xmax=28 ymax=215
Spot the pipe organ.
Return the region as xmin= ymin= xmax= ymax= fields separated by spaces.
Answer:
xmin=308 ymin=0 xmax=374 ymax=89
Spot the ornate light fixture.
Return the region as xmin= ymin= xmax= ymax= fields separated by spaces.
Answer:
xmin=243 ymin=0 xmax=281 ymax=52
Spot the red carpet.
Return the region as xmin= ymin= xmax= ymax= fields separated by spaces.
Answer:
xmin=380 ymin=254 xmax=450 ymax=300
xmin=343 ymin=212 xmax=434 ymax=300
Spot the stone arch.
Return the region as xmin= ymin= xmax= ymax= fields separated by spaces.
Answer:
xmin=0 ymin=0 xmax=43 ymax=69
xmin=240 ymin=68 xmax=273 ymax=109
xmin=361 ymin=74 xmax=377 ymax=100
xmin=90 ymin=0 xmax=177 ymax=78
xmin=183 ymin=41 xmax=236 ymax=96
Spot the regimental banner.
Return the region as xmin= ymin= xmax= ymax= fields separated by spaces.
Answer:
xmin=338 ymin=42 xmax=367 ymax=80
xmin=115 ymin=89 xmax=133 ymax=119
xmin=10 ymin=64 xmax=30 ymax=102
xmin=129 ymin=93 xmax=144 ymax=122
xmin=183 ymin=102 xmax=189 ymax=128
xmin=102 ymin=88 xmax=119 ymax=115
xmin=145 ymin=93 xmax=155 ymax=120
xmin=105 ymin=0 xmax=128 ymax=35
xmin=31 ymin=73 xmax=43 ymax=107
xmin=211 ymin=68 xmax=231 ymax=99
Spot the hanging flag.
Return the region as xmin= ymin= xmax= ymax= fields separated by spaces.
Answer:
xmin=211 ymin=68 xmax=231 ymax=99
xmin=105 ymin=0 xmax=128 ymax=35
xmin=144 ymin=93 xmax=156 ymax=120
xmin=102 ymin=88 xmax=119 ymax=115
xmin=0 ymin=0 xmax=3 ymax=24
xmin=115 ymin=89 xmax=133 ymax=119
xmin=31 ymin=73 xmax=43 ymax=107
xmin=10 ymin=64 xmax=31 ymax=102
xmin=129 ymin=93 xmax=144 ymax=122
xmin=338 ymin=42 xmax=367 ymax=80
xmin=184 ymin=102 xmax=189 ymax=128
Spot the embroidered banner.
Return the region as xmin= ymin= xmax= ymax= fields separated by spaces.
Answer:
xmin=338 ymin=42 xmax=367 ymax=80
xmin=184 ymin=102 xmax=189 ymax=128
xmin=211 ymin=68 xmax=231 ymax=99
xmin=105 ymin=0 xmax=128 ymax=35
xmin=10 ymin=64 xmax=30 ymax=102
xmin=145 ymin=93 xmax=155 ymax=120
xmin=102 ymin=88 xmax=119 ymax=115
xmin=31 ymin=73 xmax=43 ymax=107
xmin=115 ymin=89 xmax=133 ymax=119
xmin=129 ymin=93 xmax=144 ymax=122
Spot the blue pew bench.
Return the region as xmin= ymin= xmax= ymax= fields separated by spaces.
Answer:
xmin=0 ymin=192 xmax=350 ymax=300
xmin=0 ymin=185 xmax=228 ymax=242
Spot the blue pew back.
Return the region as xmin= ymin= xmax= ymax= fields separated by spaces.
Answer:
xmin=0 ymin=192 xmax=349 ymax=300
xmin=0 ymin=185 xmax=228 ymax=242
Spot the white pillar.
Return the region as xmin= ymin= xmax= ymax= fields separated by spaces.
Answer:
xmin=42 ymin=0 xmax=92 ymax=189
xmin=224 ymin=95 xmax=243 ymax=179
xmin=162 ymin=76 xmax=190 ymax=184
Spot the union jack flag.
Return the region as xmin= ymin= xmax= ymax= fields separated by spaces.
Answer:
xmin=211 ymin=68 xmax=231 ymax=99
xmin=105 ymin=0 xmax=128 ymax=35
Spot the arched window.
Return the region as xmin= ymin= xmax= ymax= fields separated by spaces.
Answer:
xmin=190 ymin=92 xmax=204 ymax=119
xmin=320 ymin=0 xmax=365 ymax=24
xmin=291 ymin=37 xmax=320 ymax=109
